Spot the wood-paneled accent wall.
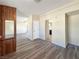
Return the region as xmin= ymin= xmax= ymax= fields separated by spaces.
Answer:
xmin=0 ymin=5 xmax=16 ymax=56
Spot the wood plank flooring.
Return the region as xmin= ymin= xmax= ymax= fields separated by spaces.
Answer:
xmin=0 ymin=39 xmax=79 ymax=59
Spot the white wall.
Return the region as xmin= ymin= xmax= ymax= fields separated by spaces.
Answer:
xmin=68 ymin=14 xmax=79 ymax=46
xmin=39 ymin=1 xmax=79 ymax=47
xmin=32 ymin=15 xmax=40 ymax=39
xmin=16 ymin=16 xmax=28 ymax=39
xmin=33 ymin=21 xmax=39 ymax=39
xmin=39 ymin=16 xmax=46 ymax=40
xmin=26 ymin=15 xmax=40 ymax=40
xmin=45 ymin=20 xmax=49 ymax=40
xmin=16 ymin=16 xmax=28 ymax=34
xmin=17 ymin=22 xmax=27 ymax=34
xmin=26 ymin=16 xmax=33 ymax=40
xmin=49 ymin=20 xmax=52 ymax=30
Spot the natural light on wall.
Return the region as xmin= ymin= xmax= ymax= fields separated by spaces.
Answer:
xmin=16 ymin=16 xmax=28 ymax=34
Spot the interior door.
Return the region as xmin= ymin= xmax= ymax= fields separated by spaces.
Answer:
xmin=33 ymin=21 xmax=39 ymax=39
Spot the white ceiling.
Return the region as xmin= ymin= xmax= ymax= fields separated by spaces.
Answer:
xmin=0 ymin=0 xmax=75 ymax=17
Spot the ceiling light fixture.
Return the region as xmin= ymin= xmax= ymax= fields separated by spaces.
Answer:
xmin=34 ymin=0 xmax=42 ymax=3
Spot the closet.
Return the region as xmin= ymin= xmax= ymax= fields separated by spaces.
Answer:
xmin=0 ymin=5 xmax=16 ymax=56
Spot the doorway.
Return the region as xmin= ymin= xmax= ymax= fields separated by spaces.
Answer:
xmin=66 ymin=10 xmax=79 ymax=46
xmin=45 ymin=20 xmax=52 ymax=41
xmin=33 ymin=20 xmax=39 ymax=39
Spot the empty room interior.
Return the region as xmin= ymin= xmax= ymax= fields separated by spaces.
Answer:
xmin=0 ymin=0 xmax=79 ymax=59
